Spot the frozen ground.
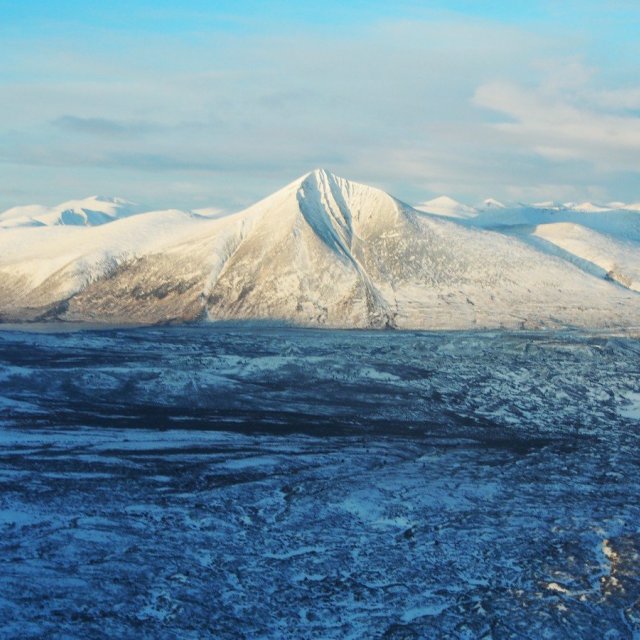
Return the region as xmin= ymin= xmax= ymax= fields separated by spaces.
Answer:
xmin=0 ymin=326 xmax=639 ymax=639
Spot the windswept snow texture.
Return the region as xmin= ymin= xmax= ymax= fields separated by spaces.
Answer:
xmin=1 ymin=170 xmax=639 ymax=329
xmin=1 ymin=326 xmax=640 ymax=639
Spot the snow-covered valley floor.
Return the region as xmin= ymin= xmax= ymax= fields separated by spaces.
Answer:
xmin=0 ymin=326 xmax=639 ymax=639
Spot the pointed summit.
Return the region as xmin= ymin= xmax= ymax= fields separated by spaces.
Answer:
xmin=306 ymin=167 xmax=335 ymax=180
xmin=235 ymin=168 xmax=406 ymax=262
xmin=295 ymin=166 xmax=404 ymax=245
xmin=244 ymin=168 xmax=403 ymax=234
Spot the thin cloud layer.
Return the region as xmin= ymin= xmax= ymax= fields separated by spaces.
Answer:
xmin=1 ymin=5 xmax=639 ymax=210
xmin=474 ymin=64 xmax=640 ymax=173
xmin=53 ymin=116 xmax=162 ymax=137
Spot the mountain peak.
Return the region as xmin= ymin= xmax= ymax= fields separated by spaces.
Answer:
xmin=479 ymin=198 xmax=506 ymax=210
xmin=295 ymin=169 xmax=396 ymax=210
xmin=296 ymin=167 xmax=399 ymax=226
xmin=294 ymin=168 xmax=342 ymax=187
xmin=430 ymin=195 xmax=464 ymax=206
xmin=308 ymin=167 xmax=334 ymax=179
xmin=415 ymin=195 xmax=478 ymax=219
xmin=301 ymin=167 xmax=342 ymax=186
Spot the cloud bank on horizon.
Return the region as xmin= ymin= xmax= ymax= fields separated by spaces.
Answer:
xmin=1 ymin=0 xmax=639 ymax=211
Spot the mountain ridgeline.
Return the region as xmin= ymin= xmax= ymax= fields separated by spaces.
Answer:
xmin=1 ymin=169 xmax=639 ymax=329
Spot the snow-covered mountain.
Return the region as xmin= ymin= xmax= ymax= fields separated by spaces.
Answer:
xmin=571 ymin=202 xmax=616 ymax=213
xmin=0 ymin=196 xmax=147 ymax=228
xmin=477 ymin=198 xmax=506 ymax=211
xmin=414 ymin=196 xmax=478 ymax=219
xmin=1 ymin=169 xmax=639 ymax=329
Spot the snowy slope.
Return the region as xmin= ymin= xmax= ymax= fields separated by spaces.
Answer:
xmin=0 ymin=196 xmax=147 ymax=228
xmin=510 ymin=223 xmax=640 ymax=293
xmin=0 ymin=169 xmax=639 ymax=329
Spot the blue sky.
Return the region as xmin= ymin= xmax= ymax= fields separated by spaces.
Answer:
xmin=1 ymin=1 xmax=639 ymax=210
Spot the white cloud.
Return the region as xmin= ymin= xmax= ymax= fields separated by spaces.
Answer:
xmin=473 ymin=63 xmax=640 ymax=173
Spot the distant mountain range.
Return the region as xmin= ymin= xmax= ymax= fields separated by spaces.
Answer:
xmin=0 ymin=196 xmax=147 ymax=228
xmin=415 ymin=195 xmax=640 ymax=220
xmin=1 ymin=169 xmax=639 ymax=329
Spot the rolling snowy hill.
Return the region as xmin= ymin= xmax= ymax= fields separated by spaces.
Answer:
xmin=0 ymin=169 xmax=639 ymax=329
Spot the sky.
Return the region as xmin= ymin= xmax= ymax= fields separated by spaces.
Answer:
xmin=1 ymin=0 xmax=639 ymax=211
